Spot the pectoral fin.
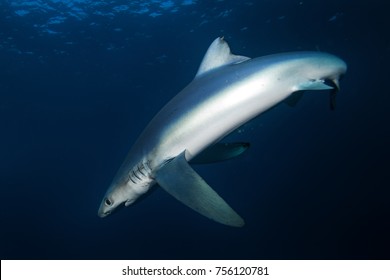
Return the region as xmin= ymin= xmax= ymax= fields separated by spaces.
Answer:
xmin=190 ymin=142 xmax=250 ymax=164
xmin=155 ymin=151 xmax=245 ymax=227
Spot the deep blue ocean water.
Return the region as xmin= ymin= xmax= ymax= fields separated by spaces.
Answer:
xmin=1 ymin=0 xmax=389 ymax=259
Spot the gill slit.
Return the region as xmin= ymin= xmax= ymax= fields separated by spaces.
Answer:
xmin=128 ymin=160 xmax=153 ymax=184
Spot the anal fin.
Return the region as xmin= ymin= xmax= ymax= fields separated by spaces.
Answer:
xmin=190 ymin=142 xmax=250 ymax=164
xmin=155 ymin=151 xmax=245 ymax=227
xmin=284 ymin=91 xmax=304 ymax=107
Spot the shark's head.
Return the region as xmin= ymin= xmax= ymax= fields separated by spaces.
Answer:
xmin=98 ymin=173 xmax=153 ymax=218
xmin=97 ymin=183 xmax=127 ymax=218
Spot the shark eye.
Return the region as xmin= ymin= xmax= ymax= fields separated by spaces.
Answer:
xmin=105 ymin=198 xmax=113 ymax=206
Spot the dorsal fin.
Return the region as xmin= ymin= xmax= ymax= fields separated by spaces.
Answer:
xmin=195 ymin=37 xmax=250 ymax=78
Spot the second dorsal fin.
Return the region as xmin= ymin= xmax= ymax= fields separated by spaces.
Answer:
xmin=195 ymin=37 xmax=250 ymax=78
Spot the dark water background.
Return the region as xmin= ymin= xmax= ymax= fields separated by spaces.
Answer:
xmin=1 ymin=0 xmax=389 ymax=259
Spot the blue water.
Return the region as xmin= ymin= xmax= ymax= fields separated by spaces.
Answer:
xmin=1 ymin=0 xmax=389 ymax=259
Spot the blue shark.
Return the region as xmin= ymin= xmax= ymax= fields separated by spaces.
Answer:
xmin=98 ymin=37 xmax=347 ymax=227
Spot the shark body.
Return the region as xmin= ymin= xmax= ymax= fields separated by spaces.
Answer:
xmin=98 ymin=37 xmax=347 ymax=226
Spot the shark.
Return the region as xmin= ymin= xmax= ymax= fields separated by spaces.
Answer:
xmin=98 ymin=37 xmax=347 ymax=227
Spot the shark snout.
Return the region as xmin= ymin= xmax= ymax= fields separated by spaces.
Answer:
xmin=98 ymin=208 xmax=110 ymax=218
xmin=97 ymin=198 xmax=127 ymax=217
xmin=98 ymin=199 xmax=113 ymax=217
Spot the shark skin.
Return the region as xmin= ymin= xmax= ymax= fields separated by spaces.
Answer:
xmin=98 ymin=37 xmax=347 ymax=227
